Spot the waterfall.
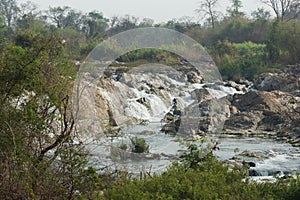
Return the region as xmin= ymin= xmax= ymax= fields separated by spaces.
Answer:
xmin=147 ymin=94 xmax=168 ymax=119
xmin=125 ymin=88 xmax=169 ymax=121
xmin=125 ymin=99 xmax=151 ymax=120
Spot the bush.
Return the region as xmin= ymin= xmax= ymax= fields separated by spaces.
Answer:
xmin=130 ymin=137 xmax=149 ymax=153
xmin=104 ymin=144 xmax=300 ymax=200
xmin=212 ymin=41 xmax=268 ymax=81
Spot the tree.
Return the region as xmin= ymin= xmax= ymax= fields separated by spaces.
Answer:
xmin=196 ymin=0 xmax=219 ymax=28
xmin=83 ymin=11 xmax=109 ymax=38
xmin=0 ymin=29 xmax=99 ymax=199
xmin=251 ymin=8 xmax=271 ymax=20
xmin=226 ymin=0 xmax=245 ymax=18
xmin=16 ymin=1 xmax=42 ymax=30
xmin=285 ymin=0 xmax=300 ymax=20
xmin=266 ymin=20 xmax=300 ymax=63
xmin=18 ymin=1 xmax=40 ymax=18
xmin=0 ymin=0 xmax=19 ymax=27
xmin=139 ymin=18 xmax=154 ymax=27
xmin=45 ymin=6 xmax=84 ymax=30
xmin=261 ymin=0 xmax=300 ymax=21
xmin=109 ymin=15 xmax=138 ymax=34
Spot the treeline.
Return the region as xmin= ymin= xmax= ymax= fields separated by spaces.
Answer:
xmin=1 ymin=0 xmax=300 ymax=80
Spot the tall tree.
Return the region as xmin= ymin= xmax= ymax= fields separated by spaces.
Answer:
xmin=45 ymin=6 xmax=70 ymax=28
xmin=196 ymin=0 xmax=219 ymax=28
xmin=45 ymin=6 xmax=83 ymax=30
xmin=16 ymin=1 xmax=41 ymax=30
xmin=251 ymin=8 xmax=271 ymax=20
xmin=83 ymin=11 xmax=109 ymax=38
xmin=139 ymin=18 xmax=154 ymax=27
xmin=261 ymin=0 xmax=300 ymax=21
xmin=285 ymin=0 xmax=300 ymax=20
xmin=0 ymin=0 xmax=19 ymax=27
xmin=226 ymin=0 xmax=245 ymax=18
xmin=0 ymin=29 xmax=95 ymax=199
xmin=109 ymin=15 xmax=138 ymax=34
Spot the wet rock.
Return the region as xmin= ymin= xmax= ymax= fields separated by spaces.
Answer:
xmin=249 ymin=169 xmax=262 ymax=176
xmin=161 ymin=119 xmax=181 ymax=134
xmin=173 ymin=109 xmax=182 ymax=116
xmin=136 ymin=97 xmax=148 ymax=106
xmin=162 ymin=112 xmax=176 ymax=122
xmin=247 ymin=161 xmax=256 ymax=167
xmin=191 ymin=88 xmax=212 ymax=102
xmin=239 ymin=150 xmax=268 ymax=159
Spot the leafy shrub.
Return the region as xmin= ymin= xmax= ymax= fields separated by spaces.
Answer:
xmin=104 ymin=144 xmax=300 ymax=200
xmin=130 ymin=137 xmax=149 ymax=153
xmin=212 ymin=41 xmax=268 ymax=81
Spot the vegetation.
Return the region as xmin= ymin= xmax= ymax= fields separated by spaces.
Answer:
xmin=130 ymin=137 xmax=150 ymax=153
xmin=0 ymin=0 xmax=300 ymax=199
xmin=105 ymin=145 xmax=300 ymax=200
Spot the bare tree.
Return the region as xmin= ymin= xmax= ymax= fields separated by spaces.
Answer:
xmin=285 ymin=1 xmax=300 ymax=20
xmin=196 ymin=0 xmax=219 ymax=28
xmin=261 ymin=0 xmax=300 ymax=21
xmin=251 ymin=8 xmax=271 ymax=20
xmin=19 ymin=1 xmax=40 ymax=18
xmin=0 ymin=0 xmax=19 ymax=27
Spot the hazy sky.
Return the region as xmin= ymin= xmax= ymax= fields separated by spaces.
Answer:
xmin=19 ymin=0 xmax=268 ymax=22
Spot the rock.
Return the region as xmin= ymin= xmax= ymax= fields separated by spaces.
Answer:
xmin=254 ymin=65 xmax=300 ymax=92
xmin=239 ymin=150 xmax=267 ymax=159
xmin=173 ymin=109 xmax=182 ymax=116
xmin=162 ymin=112 xmax=175 ymax=122
xmin=249 ymin=169 xmax=262 ymax=176
xmin=161 ymin=119 xmax=181 ymax=134
xmin=239 ymin=79 xmax=253 ymax=88
xmin=191 ymin=88 xmax=211 ymax=102
xmin=186 ymin=71 xmax=203 ymax=84
xmin=231 ymin=91 xmax=287 ymax=113
xmin=224 ymin=85 xmax=300 ymax=145
xmin=136 ymin=97 xmax=151 ymax=108
xmin=224 ymin=112 xmax=260 ymax=130
xmin=141 ymin=130 xmax=155 ymax=135
xmin=224 ymin=80 xmax=251 ymax=92
xmin=247 ymin=161 xmax=256 ymax=167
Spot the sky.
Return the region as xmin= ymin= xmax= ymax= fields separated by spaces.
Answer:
xmin=19 ymin=0 xmax=269 ymax=23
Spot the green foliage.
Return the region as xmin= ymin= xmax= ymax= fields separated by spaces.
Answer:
xmin=0 ymin=29 xmax=99 ymax=199
xmin=116 ymin=48 xmax=180 ymax=64
xmin=130 ymin=137 xmax=149 ymax=153
xmin=105 ymin=144 xmax=300 ymax=200
xmin=266 ymin=20 xmax=300 ymax=64
xmin=211 ymin=40 xmax=268 ymax=80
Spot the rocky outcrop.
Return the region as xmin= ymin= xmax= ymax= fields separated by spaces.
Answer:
xmin=161 ymin=87 xmax=229 ymax=137
xmin=161 ymin=88 xmax=213 ymax=136
xmin=224 ymin=65 xmax=300 ymax=146
xmin=254 ymin=65 xmax=300 ymax=93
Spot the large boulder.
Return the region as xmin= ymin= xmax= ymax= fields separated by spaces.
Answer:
xmin=254 ymin=65 xmax=300 ymax=92
xmin=224 ymin=87 xmax=300 ymax=144
xmin=231 ymin=90 xmax=288 ymax=113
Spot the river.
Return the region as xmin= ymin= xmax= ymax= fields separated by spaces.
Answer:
xmin=78 ymin=68 xmax=300 ymax=180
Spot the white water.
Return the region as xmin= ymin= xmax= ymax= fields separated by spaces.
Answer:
xmin=215 ymin=136 xmax=300 ymax=177
xmin=125 ymin=88 xmax=169 ymax=121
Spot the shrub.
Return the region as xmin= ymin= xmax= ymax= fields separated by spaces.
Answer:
xmin=130 ymin=137 xmax=149 ymax=153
